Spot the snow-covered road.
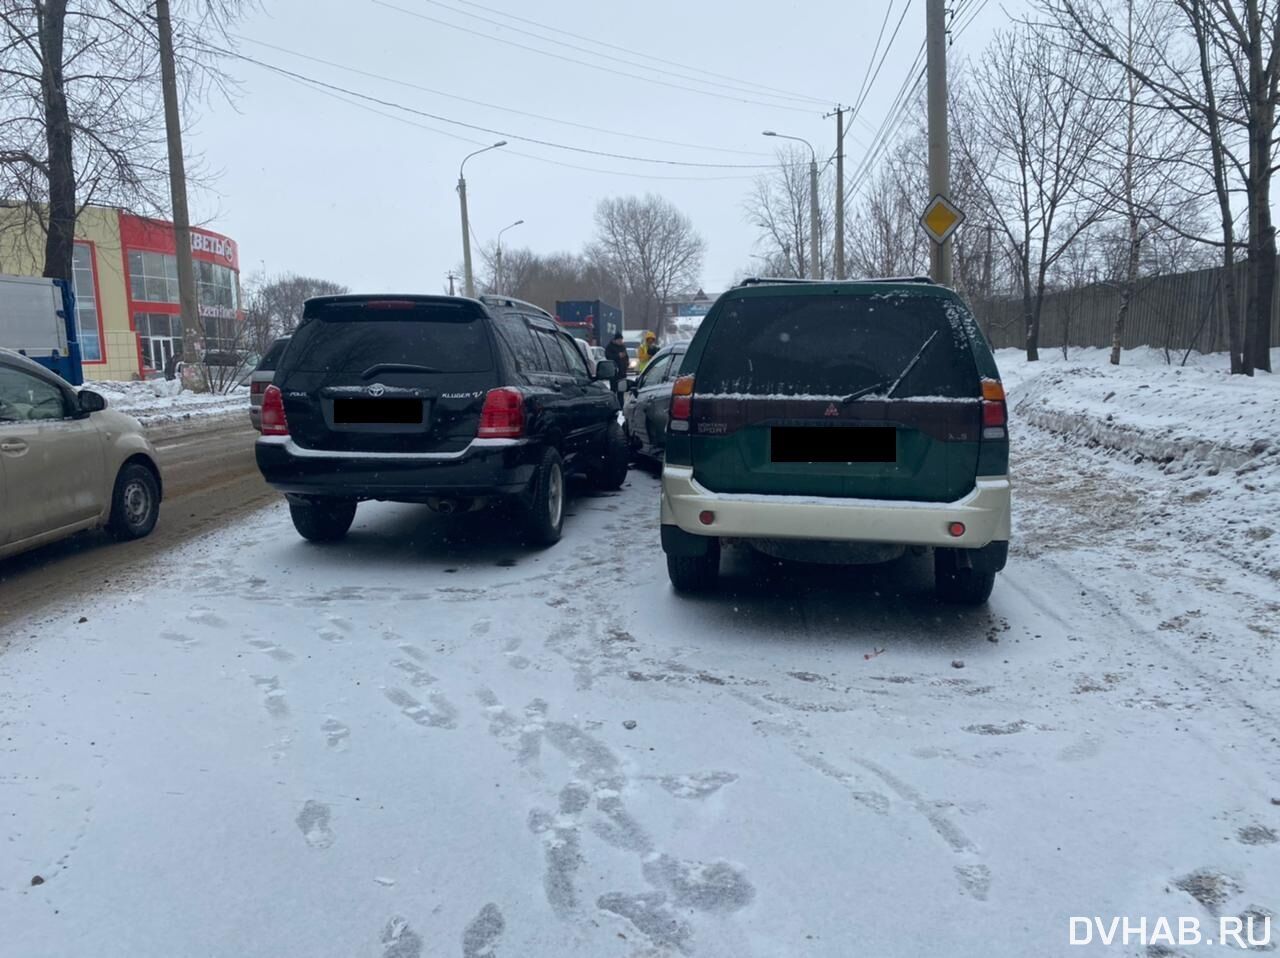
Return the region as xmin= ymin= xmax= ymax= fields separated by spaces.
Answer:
xmin=3 ymin=358 xmax=1279 ymax=957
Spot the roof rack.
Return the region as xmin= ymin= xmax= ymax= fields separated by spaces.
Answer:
xmin=734 ymin=275 xmax=935 ymax=288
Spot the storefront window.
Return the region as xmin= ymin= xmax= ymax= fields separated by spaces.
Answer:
xmin=128 ymin=250 xmax=180 ymax=304
xmin=197 ymin=261 xmax=239 ymax=312
xmin=134 ymin=313 xmax=183 ymax=371
xmin=71 ymin=243 xmax=102 ymax=361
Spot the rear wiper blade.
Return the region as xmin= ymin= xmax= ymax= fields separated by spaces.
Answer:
xmin=361 ymin=362 xmax=442 ymax=378
xmin=841 ymin=330 xmax=939 ymax=403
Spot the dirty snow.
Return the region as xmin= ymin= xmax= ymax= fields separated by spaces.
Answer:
xmin=2 ymin=348 xmax=1279 ymax=956
xmin=88 ymin=378 xmax=249 ymax=426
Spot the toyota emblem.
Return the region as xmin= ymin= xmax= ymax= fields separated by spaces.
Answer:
xmin=367 ymin=383 xmax=387 ymax=397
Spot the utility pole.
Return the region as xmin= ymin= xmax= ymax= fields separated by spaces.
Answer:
xmin=457 ymin=141 xmax=506 ymax=298
xmin=446 ymin=271 xmax=457 ymax=296
xmin=826 ymin=105 xmax=849 ymax=280
xmin=154 ymin=0 xmax=202 ymax=386
xmin=926 ymin=0 xmax=952 ymax=285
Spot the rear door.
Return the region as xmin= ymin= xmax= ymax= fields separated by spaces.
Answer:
xmin=687 ymin=288 xmax=982 ymax=502
xmin=527 ymin=324 xmax=589 ymax=452
xmin=630 ymin=352 xmax=673 ymax=450
xmin=274 ymin=298 xmax=497 ymax=454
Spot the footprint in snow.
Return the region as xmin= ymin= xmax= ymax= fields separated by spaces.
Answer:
xmin=296 ymin=800 xmax=334 ymax=849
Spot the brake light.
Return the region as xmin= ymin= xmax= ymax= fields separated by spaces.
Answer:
xmin=364 ymin=300 xmax=417 ymax=310
xmin=261 ymin=384 xmax=289 ymax=436
xmin=250 ymin=379 xmax=267 ymax=397
xmin=478 ymin=387 xmax=524 ymax=438
xmin=980 ymin=378 xmax=1007 ymax=438
xmin=670 ymin=375 xmax=695 ymax=426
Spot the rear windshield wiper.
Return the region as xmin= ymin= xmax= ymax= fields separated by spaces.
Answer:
xmin=361 ymin=362 xmax=442 ymax=378
xmin=841 ymin=330 xmax=939 ymax=403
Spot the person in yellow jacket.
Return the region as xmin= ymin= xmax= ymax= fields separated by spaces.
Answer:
xmin=637 ymin=331 xmax=659 ymax=371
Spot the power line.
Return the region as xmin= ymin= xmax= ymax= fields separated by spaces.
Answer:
xmin=234 ymin=34 xmax=772 ymax=158
xmin=198 ymin=41 xmax=781 ymax=170
xmin=850 ymin=0 xmax=917 ymax=123
xmin=370 ymin=0 xmax=825 ymax=116
xmin=851 ymin=2 xmax=897 ymax=124
xmin=416 ymin=0 xmax=832 ymax=108
xmin=440 ymin=0 xmax=833 ymax=106
xmin=279 ymin=68 xmax=760 ymax=182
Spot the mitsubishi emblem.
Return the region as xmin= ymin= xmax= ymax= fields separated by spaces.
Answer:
xmin=824 ymin=403 xmax=839 ymax=417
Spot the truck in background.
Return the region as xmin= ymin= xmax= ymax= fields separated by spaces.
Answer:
xmin=554 ymin=299 xmax=623 ymax=345
xmin=0 ymin=273 xmax=83 ymax=385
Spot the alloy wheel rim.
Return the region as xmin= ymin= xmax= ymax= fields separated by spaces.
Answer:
xmin=548 ymin=464 xmax=563 ymax=527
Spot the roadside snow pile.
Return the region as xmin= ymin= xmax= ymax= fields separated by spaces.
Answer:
xmin=999 ymin=347 xmax=1280 ymax=579
xmin=91 ymin=378 xmax=248 ymax=426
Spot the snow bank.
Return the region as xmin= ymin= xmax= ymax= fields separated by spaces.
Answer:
xmin=89 ymin=378 xmax=248 ymax=427
xmin=998 ymin=347 xmax=1280 ymax=579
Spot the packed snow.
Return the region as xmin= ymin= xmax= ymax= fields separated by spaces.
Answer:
xmin=2 ymin=347 xmax=1278 ymax=956
xmin=88 ymin=378 xmax=249 ymax=427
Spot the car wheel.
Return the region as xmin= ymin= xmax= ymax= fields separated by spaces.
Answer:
xmin=522 ymin=447 xmax=565 ymax=546
xmin=289 ymin=497 xmax=357 ymax=542
xmin=933 ymin=548 xmax=996 ymax=605
xmin=667 ymin=538 xmax=720 ymax=594
xmin=593 ymin=419 xmax=630 ymax=491
xmin=106 ymin=462 xmax=160 ymax=540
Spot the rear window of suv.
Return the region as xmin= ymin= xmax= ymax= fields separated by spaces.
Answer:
xmin=285 ymin=301 xmax=493 ymax=374
xmin=695 ymin=291 xmax=979 ymax=399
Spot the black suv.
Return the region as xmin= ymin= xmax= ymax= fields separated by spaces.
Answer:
xmin=255 ymin=294 xmax=629 ymax=545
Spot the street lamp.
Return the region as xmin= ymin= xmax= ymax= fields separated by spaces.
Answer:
xmin=495 ymin=219 xmax=524 ymax=293
xmin=763 ymin=130 xmax=821 ymax=280
xmin=457 ymin=140 xmax=507 ymax=297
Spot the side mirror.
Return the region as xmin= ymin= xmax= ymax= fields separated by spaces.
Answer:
xmin=77 ymin=389 xmax=107 ymax=414
xmin=594 ymin=359 xmax=617 ymax=381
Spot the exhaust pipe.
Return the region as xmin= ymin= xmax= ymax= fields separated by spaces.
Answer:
xmin=429 ymin=497 xmax=457 ymax=515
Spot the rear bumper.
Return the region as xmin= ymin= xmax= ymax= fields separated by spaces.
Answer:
xmin=255 ymin=434 xmax=538 ymax=501
xmin=660 ymin=465 xmax=1011 ymax=549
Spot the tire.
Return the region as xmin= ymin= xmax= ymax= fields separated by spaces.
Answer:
xmin=667 ymin=538 xmax=721 ymax=594
xmin=522 ymin=447 xmax=566 ymax=546
xmin=106 ymin=462 xmax=160 ymax=540
xmin=289 ymin=497 xmax=357 ymax=543
xmin=934 ymin=549 xmax=996 ymax=605
xmin=592 ymin=419 xmax=630 ymax=491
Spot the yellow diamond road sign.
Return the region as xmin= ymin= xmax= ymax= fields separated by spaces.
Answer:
xmin=920 ymin=194 xmax=964 ymax=244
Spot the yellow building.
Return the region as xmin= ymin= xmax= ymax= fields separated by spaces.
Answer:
xmin=0 ymin=203 xmax=243 ymax=382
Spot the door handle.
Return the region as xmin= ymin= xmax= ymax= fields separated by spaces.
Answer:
xmin=0 ymin=439 xmax=28 ymax=454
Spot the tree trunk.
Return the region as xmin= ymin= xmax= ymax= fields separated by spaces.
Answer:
xmin=1113 ymin=215 xmax=1141 ymax=366
xmin=36 ymin=0 xmax=75 ymax=281
xmin=1247 ymin=100 xmax=1275 ymax=373
xmin=1022 ymin=256 xmax=1038 ymax=362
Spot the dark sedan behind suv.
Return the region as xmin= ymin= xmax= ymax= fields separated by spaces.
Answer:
xmin=255 ymin=294 xmax=628 ymax=545
xmin=624 ymin=341 xmax=687 ymax=461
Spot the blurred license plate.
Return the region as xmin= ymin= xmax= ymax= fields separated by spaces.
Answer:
xmin=771 ymin=426 xmax=896 ymax=463
xmin=333 ymin=398 xmax=423 ymax=424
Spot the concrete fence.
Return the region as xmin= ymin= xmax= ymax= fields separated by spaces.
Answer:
xmin=970 ymin=262 xmax=1280 ymax=356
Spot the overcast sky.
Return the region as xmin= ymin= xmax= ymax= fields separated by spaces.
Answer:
xmin=188 ymin=0 xmax=1020 ymax=298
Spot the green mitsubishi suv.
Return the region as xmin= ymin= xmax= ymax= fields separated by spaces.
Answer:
xmin=660 ymin=277 xmax=1011 ymax=604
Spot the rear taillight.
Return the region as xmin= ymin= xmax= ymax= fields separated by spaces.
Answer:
xmin=261 ymin=384 xmax=289 ymax=436
xmin=250 ymin=379 xmax=268 ymax=397
xmin=981 ymin=378 xmax=1007 ymax=438
xmin=669 ymin=375 xmax=694 ymax=430
xmin=478 ymin=387 xmax=525 ymax=438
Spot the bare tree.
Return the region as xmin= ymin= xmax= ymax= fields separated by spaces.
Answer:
xmin=743 ymin=146 xmax=835 ymax=280
xmin=1043 ymin=0 xmax=1277 ymax=374
xmin=0 ymin=1 xmax=246 ymax=280
xmin=589 ymin=194 xmax=705 ymax=331
xmin=241 ymin=272 xmax=348 ymax=355
xmin=955 ymin=27 xmax=1115 ymax=361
